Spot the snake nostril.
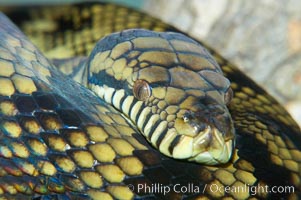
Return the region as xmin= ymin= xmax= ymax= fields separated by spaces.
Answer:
xmin=182 ymin=111 xmax=207 ymax=134
xmin=183 ymin=115 xmax=190 ymax=123
xmin=183 ymin=111 xmax=195 ymax=122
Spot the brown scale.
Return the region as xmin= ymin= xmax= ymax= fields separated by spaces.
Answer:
xmin=0 ymin=2 xmax=300 ymax=200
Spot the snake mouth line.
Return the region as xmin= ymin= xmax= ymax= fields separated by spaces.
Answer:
xmin=170 ymin=105 xmax=235 ymax=165
xmin=189 ymin=125 xmax=235 ymax=165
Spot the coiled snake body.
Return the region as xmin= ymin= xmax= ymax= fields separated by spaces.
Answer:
xmin=0 ymin=2 xmax=301 ymax=200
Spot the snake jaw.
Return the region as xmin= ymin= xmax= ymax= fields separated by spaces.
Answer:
xmin=173 ymin=105 xmax=235 ymax=165
xmin=190 ymin=125 xmax=234 ymax=165
xmin=170 ymin=121 xmax=234 ymax=165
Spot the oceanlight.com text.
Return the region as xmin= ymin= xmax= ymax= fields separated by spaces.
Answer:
xmin=127 ymin=183 xmax=295 ymax=196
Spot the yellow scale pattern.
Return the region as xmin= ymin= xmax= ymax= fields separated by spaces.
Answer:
xmin=0 ymin=2 xmax=301 ymax=200
xmin=0 ymin=12 xmax=147 ymax=200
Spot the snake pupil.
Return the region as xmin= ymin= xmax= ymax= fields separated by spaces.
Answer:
xmin=133 ymin=79 xmax=152 ymax=101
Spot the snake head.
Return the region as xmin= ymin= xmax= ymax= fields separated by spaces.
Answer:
xmin=87 ymin=29 xmax=235 ymax=165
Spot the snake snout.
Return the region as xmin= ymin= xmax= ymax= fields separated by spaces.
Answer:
xmin=191 ymin=108 xmax=235 ymax=165
xmin=191 ymin=125 xmax=234 ymax=165
xmin=173 ymin=106 xmax=235 ymax=165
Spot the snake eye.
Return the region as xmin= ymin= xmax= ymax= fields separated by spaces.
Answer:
xmin=224 ymin=87 xmax=233 ymax=105
xmin=133 ymin=79 xmax=152 ymax=101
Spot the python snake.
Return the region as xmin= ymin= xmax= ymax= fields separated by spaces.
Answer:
xmin=0 ymin=2 xmax=301 ymax=200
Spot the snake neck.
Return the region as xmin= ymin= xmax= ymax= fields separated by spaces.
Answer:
xmin=89 ymin=83 xmax=159 ymax=138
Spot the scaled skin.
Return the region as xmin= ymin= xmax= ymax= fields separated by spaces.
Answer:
xmin=1 ymin=3 xmax=301 ymax=199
